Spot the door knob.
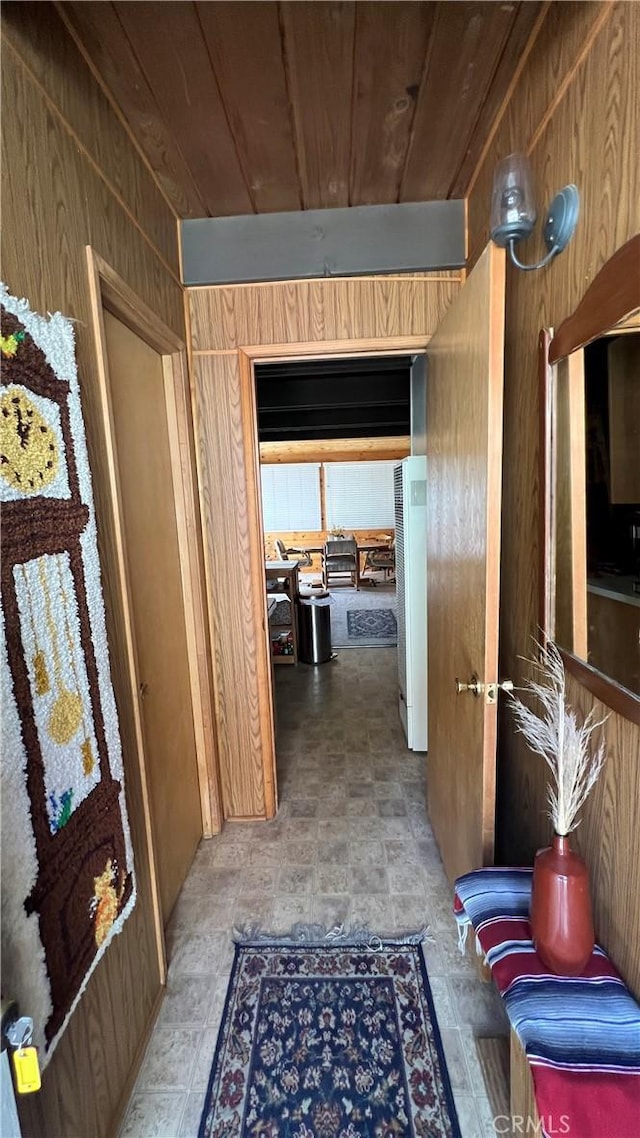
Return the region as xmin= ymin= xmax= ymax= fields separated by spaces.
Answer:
xmin=138 ymin=682 xmax=149 ymax=699
xmin=455 ymin=674 xmax=484 ymax=697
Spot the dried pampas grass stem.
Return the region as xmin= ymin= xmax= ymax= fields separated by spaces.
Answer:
xmin=509 ymin=641 xmax=607 ymax=835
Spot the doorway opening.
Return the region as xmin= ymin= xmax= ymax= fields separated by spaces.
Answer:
xmin=254 ymin=352 xmax=427 ymax=798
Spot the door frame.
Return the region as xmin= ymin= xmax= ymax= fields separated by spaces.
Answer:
xmin=86 ymin=250 xmax=223 ymax=921
xmin=238 ymin=337 xmax=428 ymax=814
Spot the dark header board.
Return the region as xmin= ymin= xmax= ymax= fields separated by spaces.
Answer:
xmin=182 ymin=201 xmax=465 ymax=285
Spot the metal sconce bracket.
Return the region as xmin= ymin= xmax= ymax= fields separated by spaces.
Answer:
xmin=508 ymin=184 xmax=580 ymax=272
xmin=490 ymin=149 xmax=580 ymax=272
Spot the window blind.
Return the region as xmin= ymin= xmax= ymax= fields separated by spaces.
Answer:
xmin=324 ymin=461 xmax=396 ymax=529
xmin=260 ymin=463 xmax=321 ymax=531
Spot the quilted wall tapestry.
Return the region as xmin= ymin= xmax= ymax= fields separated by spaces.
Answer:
xmin=0 ymin=284 xmax=136 ymax=1066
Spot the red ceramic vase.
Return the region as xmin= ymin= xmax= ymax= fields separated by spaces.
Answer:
xmin=530 ymin=833 xmax=594 ymax=976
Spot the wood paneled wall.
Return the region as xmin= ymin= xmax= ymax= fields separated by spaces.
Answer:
xmin=189 ymin=273 xmax=460 ymax=352
xmin=189 ymin=273 xmax=460 ymax=819
xmin=568 ymin=673 xmax=640 ymax=994
xmin=1 ymin=5 xmax=186 ymax=1134
xmin=587 ymin=592 xmax=640 ymax=703
xmin=192 ymin=353 xmax=276 ymax=820
xmin=467 ymin=1 xmax=640 ymax=995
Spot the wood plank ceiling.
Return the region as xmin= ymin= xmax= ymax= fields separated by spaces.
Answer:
xmin=61 ymin=0 xmax=544 ymax=220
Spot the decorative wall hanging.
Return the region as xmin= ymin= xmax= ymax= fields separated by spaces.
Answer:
xmin=0 ymin=284 xmax=136 ymax=1066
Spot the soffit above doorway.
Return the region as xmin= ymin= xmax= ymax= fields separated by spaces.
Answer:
xmin=255 ymin=355 xmax=411 ymax=442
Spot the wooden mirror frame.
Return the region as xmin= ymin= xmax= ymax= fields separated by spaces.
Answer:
xmin=540 ymin=232 xmax=640 ymax=725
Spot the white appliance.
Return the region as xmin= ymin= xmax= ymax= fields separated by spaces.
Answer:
xmin=395 ymin=456 xmax=428 ymax=751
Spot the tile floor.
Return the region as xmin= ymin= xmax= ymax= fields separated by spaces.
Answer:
xmin=120 ymin=648 xmax=507 ymax=1138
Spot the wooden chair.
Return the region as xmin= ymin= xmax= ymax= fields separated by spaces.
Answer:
xmin=274 ymin=538 xmax=312 ymax=567
xmin=322 ymin=538 xmax=359 ymax=590
xmin=362 ymin=538 xmax=395 ymax=585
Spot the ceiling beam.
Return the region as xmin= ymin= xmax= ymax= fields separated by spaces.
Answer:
xmin=259 ymin=436 xmax=410 ymax=464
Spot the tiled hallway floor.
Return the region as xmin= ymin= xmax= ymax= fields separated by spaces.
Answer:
xmin=121 ymin=648 xmax=506 ymax=1138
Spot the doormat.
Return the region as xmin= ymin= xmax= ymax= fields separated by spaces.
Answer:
xmin=346 ymin=607 xmax=397 ymax=645
xmin=199 ymin=936 xmax=460 ymax=1138
xmin=0 ymin=286 xmax=136 ymax=1066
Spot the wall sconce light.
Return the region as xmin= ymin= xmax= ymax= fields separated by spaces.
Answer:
xmin=490 ymin=153 xmax=579 ymax=271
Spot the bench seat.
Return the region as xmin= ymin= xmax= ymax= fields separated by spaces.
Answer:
xmin=453 ymin=867 xmax=640 ymax=1138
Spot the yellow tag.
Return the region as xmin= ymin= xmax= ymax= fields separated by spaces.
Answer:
xmin=12 ymin=1047 xmax=41 ymax=1094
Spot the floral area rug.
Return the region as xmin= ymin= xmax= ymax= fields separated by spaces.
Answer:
xmin=199 ymin=941 xmax=460 ymax=1138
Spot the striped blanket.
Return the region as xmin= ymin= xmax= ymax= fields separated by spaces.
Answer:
xmin=454 ymin=868 xmax=640 ymax=1138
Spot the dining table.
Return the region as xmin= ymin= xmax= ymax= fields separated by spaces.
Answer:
xmin=290 ymin=540 xmax=393 ymax=582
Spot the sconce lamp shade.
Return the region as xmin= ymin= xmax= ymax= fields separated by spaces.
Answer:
xmin=490 ymin=153 xmax=537 ymax=248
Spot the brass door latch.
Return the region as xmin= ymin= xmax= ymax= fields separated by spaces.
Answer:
xmin=485 ymin=679 xmax=514 ymax=704
xmin=455 ymin=676 xmax=514 ymax=703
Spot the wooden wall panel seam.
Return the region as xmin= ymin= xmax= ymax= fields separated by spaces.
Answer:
xmin=53 ymin=0 xmax=184 ymax=225
xmin=466 ymin=0 xmax=616 ymax=268
xmin=2 ymin=58 xmax=184 ymax=332
xmin=464 ymin=0 xmax=551 ymax=201
xmin=525 ymin=2 xmax=615 ymax=159
xmin=53 ymin=1 xmax=185 ymax=225
xmin=450 ymin=2 xmax=549 ymax=200
xmin=4 ymin=37 xmax=182 ymax=287
xmin=4 ymin=2 xmax=180 ymax=266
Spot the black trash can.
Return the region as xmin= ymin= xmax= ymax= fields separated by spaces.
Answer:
xmin=298 ymin=594 xmax=332 ymax=664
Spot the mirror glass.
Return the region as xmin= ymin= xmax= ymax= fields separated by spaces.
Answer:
xmin=552 ymin=319 xmax=640 ymax=695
